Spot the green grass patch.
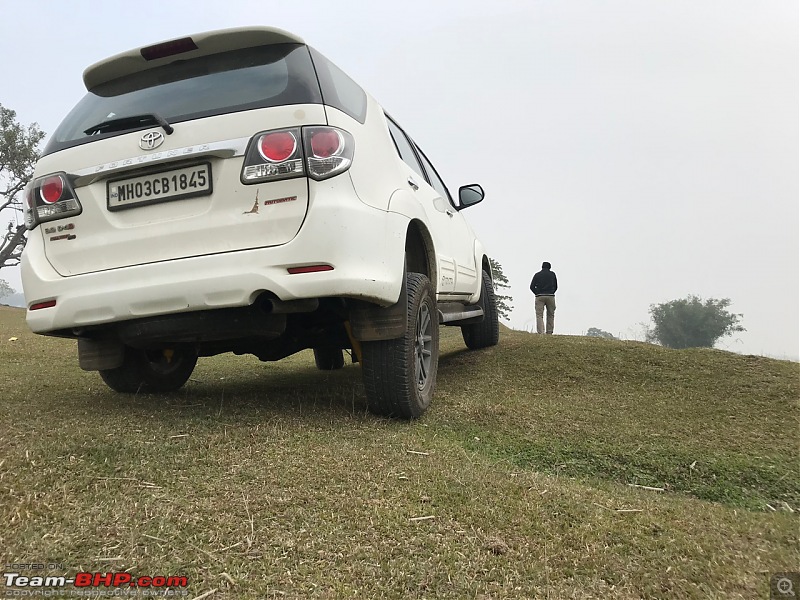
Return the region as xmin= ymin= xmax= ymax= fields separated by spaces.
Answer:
xmin=432 ymin=327 xmax=799 ymax=512
xmin=459 ymin=435 xmax=796 ymax=510
xmin=0 ymin=306 xmax=797 ymax=599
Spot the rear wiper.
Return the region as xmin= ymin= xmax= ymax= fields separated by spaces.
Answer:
xmin=84 ymin=113 xmax=174 ymax=136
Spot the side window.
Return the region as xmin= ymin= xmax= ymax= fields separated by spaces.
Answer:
xmin=309 ymin=48 xmax=367 ymax=123
xmin=386 ymin=117 xmax=426 ymax=179
xmin=415 ymin=146 xmax=453 ymax=205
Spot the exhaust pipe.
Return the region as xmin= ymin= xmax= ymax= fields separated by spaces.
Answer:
xmin=258 ymin=296 xmax=319 ymax=314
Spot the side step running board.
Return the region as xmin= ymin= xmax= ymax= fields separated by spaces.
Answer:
xmin=438 ymin=302 xmax=484 ymax=325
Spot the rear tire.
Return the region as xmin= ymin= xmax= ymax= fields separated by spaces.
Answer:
xmin=461 ymin=270 xmax=500 ymax=349
xmin=99 ymin=346 xmax=197 ymax=393
xmin=313 ymin=347 xmax=345 ymax=370
xmin=362 ymin=272 xmax=439 ymax=419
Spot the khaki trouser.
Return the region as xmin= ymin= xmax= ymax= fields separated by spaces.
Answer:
xmin=535 ymin=295 xmax=556 ymax=334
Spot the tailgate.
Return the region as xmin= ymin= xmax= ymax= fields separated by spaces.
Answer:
xmin=37 ymin=106 xmax=326 ymax=276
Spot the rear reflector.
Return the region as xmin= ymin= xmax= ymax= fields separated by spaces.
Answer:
xmin=30 ymin=299 xmax=56 ymax=311
xmin=141 ymin=37 xmax=198 ymax=61
xmin=287 ymin=265 xmax=334 ymax=275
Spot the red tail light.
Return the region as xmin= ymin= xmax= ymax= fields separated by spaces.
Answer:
xmin=309 ymin=130 xmax=342 ymax=158
xmin=242 ymin=127 xmax=304 ymax=183
xmin=26 ymin=172 xmax=82 ymax=230
xmin=40 ymin=175 xmax=64 ymax=204
xmin=302 ymin=127 xmax=354 ymax=181
xmin=241 ymin=126 xmax=354 ymax=184
xmin=259 ymin=131 xmax=297 ymax=162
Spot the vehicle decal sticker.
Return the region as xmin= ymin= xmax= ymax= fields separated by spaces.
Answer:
xmin=263 ymin=196 xmax=297 ymax=206
xmin=44 ymin=223 xmax=75 ymax=235
xmin=243 ymin=190 xmax=260 ymax=214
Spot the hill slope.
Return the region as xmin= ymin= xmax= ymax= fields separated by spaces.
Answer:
xmin=0 ymin=306 xmax=797 ymax=599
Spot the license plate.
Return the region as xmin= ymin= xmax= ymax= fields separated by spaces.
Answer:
xmin=107 ymin=163 xmax=212 ymax=211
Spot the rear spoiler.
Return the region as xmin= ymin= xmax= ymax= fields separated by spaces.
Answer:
xmin=83 ymin=26 xmax=305 ymax=91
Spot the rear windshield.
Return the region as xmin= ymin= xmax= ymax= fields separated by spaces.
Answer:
xmin=44 ymin=44 xmax=322 ymax=156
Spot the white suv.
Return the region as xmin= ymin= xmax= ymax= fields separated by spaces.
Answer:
xmin=21 ymin=26 xmax=499 ymax=418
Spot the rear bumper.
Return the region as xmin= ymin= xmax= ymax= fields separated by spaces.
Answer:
xmin=22 ymin=200 xmax=409 ymax=334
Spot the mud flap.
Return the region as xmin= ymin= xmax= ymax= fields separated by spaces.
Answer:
xmin=78 ymin=338 xmax=125 ymax=371
xmin=349 ymin=271 xmax=408 ymax=342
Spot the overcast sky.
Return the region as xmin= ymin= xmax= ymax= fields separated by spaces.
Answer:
xmin=1 ymin=0 xmax=797 ymax=359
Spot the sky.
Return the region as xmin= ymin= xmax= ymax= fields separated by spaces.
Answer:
xmin=0 ymin=0 xmax=797 ymax=360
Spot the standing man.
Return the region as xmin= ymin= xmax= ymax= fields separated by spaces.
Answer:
xmin=530 ymin=262 xmax=557 ymax=334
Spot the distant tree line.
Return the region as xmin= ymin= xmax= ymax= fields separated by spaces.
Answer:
xmin=587 ymin=327 xmax=615 ymax=339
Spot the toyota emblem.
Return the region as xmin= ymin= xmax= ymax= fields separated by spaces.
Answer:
xmin=139 ymin=131 xmax=165 ymax=150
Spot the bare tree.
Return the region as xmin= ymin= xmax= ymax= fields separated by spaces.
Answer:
xmin=0 ymin=104 xmax=44 ymax=269
xmin=0 ymin=277 xmax=13 ymax=298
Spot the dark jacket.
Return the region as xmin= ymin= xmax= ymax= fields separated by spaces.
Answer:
xmin=531 ymin=268 xmax=557 ymax=296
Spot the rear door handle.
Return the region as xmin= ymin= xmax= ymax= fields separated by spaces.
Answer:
xmin=407 ymin=177 xmax=419 ymax=191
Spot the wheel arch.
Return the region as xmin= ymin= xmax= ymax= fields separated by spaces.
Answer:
xmin=405 ymin=219 xmax=436 ymax=291
xmin=482 ymin=254 xmax=493 ymax=280
xmin=469 ymin=240 xmax=492 ymax=304
xmin=348 ymin=219 xmax=436 ymax=343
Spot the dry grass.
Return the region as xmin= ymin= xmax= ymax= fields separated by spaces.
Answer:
xmin=0 ymin=305 xmax=797 ymax=599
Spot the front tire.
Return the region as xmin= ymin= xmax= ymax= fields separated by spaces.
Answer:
xmin=461 ymin=270 xmax=500 ymax=349
xmin=362 ymin=272 xmax=439 ymax=419
xmin=99 ymin=346 xmax=197 ymax=393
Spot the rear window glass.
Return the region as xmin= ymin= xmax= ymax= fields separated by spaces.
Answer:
xmin=44 ymin=44 xmax=322 ymax=156
xmin=309 ymin=48 xmax=367 ymax=124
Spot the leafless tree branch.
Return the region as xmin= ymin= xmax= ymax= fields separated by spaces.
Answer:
xmin=0 ymin=103 xmax=44 ymax=270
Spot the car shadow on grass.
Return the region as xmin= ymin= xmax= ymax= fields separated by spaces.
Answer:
xmin=78 ymin=346 xmax=483 ymax=425
xmin=81 ymin=362 xmax=375 ymax=424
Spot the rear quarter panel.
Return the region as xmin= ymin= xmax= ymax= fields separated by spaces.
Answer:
xmin=325 ymin=96 xmax=403 ymax=211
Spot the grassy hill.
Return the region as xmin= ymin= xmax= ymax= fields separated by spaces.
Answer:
xmin=0 ymin=305 xmax=797 ymax=599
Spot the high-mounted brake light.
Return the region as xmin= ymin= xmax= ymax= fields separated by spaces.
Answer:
xmin=140 ymin=37 xmax=198 ymax=61
xmin=26 ymin=172 xmax=82 ymax=230
xmin=241 ymin=126 xmax=355 ymax=185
